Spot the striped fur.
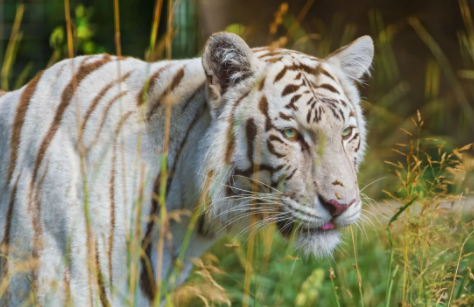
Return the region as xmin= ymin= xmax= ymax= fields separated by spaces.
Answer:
xmin=0 ymin=33 xmax=373 ymax=306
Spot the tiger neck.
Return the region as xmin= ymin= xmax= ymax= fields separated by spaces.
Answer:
xmin=148 ymin=67 xmax=210 ymax=211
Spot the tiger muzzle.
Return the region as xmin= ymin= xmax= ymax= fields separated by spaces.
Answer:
xmin=319 ymin=197 xmax=356 ymax=217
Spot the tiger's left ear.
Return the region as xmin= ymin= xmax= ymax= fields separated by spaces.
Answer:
xmin=202 ymin=32 xmax=257 ymax=105
xmin=326 ymin=35 xmax=374 ymax=82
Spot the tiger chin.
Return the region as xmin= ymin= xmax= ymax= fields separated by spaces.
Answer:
xmin=0 ymin=31 xmax=372 ymax=306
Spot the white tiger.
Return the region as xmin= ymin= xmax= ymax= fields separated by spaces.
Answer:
xmin=0 ymin=32 xmax=373 ymax=306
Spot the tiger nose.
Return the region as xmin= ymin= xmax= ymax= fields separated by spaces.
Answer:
xmin=320 ymin=197 xmax=356 ymax=217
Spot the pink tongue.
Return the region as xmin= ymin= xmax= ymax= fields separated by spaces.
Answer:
xmin=321 ymin=222 xmax=335 ymax=230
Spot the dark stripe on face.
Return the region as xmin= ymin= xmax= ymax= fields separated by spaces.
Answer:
xmin=350 ymin=133 xmax=359 ymax=143
xmin=288 ymin=63 xmax=316 ymax=74
xmin=82 ymin=71 xmax=132 ymax=132
xmin=281 ymin=84 xmax=302 ymax=96
xmin=279 ymin=112 xmax=292 ymax=121
xmin=32 ymin=55 xmax=111 ymax=189
xmin=329 ymin=107 xmax=341 ymax=120
xmin=285 ymin=95 xmax=300 ymax=110
xmin=313 ymin=108 xmax=319 ymax=123
xmin=7 ymin=71 xmax=44 ymax=184
xmin=269 ymin=135 xmax=285 ymax=144
xmin=295 ymin=72 xmax=302 ymax=80
xmin=320 ymin=97 xmax=338 ymax=106
xmin=340 ymin=99 xmax=348 ymax=108
xmin=267 ymin=139 xmax=285 ymax=158
xmin=338 ymin=108 xmax=345 ymax=121
xmin=232 ymin=163 xmax=285 ymax=182
xmin=274 ymin=67 xmax=288 ymax=83
xmin=286 ymin=168 xmax=297 ymax=181
xmin=319 ymin=67 xmax=336 ymax=81
xmin=136 ymin=64 xmax=172 ymax=106
xmin=245 ymin=119 xmax=257 ymax=164
xmin=306 ymin=110 xmax=311 ymax=124
xmin=259 ymin=77 xmax=266 ymax=91
xmin=258 ymin=95 xmax=272 ymax=131
xmin=318 ymin=83 xmax=340 ymax=94
xmin=355 ymin=139 xmax=361 ymax=152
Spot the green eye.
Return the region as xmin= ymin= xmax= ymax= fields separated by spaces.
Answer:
xmin=283 ymin=128 xmax=299 ymax=140
xmin=342 ymin=127 xmax=353 ymax=139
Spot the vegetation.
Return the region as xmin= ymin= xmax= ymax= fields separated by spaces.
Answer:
xmin=0 ymin=0 xmax=473 ymax=306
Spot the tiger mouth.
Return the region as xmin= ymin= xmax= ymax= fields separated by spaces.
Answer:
xmin=276 ymin=219 xmax=338 ymax=237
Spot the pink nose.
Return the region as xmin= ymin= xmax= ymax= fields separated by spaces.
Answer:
xmin=320 ymin=198 xmax=356 ymax=217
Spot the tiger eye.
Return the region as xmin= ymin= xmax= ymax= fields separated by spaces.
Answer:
xmin=342 ymin=127 xmax=353 ymax=139
xmin=283 ymin=128 xmax=299 ymax=141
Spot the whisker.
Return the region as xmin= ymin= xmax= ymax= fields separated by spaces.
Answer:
xmin=360 ymin=177 xmax=387 ymax=192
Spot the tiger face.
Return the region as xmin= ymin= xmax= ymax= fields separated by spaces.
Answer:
xmin=201 ymin=33 xmax=373 ymax=257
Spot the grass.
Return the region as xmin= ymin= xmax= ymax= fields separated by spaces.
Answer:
xmin=0 ymin=0 xmax=474 ymax=306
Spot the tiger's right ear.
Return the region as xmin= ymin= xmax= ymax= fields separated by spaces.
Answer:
xmin=202 ymin=32 xmax=257 ymax=106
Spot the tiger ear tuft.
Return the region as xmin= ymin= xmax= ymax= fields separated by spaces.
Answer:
xmin=202 ymin=32 xmax=256 ymax=97
xmin=326 ymin=35 xmax=374 ymax=81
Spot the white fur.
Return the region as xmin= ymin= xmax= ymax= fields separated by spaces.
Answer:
xmin=0 ymin=34 xmax=373 ymax=306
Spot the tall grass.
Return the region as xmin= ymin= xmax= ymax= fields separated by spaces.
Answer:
xmin=0 ymin=0 xmax=473 ymax=306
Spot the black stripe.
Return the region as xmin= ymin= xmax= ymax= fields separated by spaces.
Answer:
xmin=274 ymin=67 xmax=288 ymax=83
xmin=318 ymin=83 xmax=339 ymax=94
xmin=319 ymin=67 xmax=336 ymax=81
xmin=281 ymin=84 xmax=302 ymax=96
xmin=279 ymin=112 xmax=292 ymax=121
xmin=245 ymin=119 xmax=257 ymax=164
xmin=285 ymin=95 xmax=300 ymax=110
xmin=269 ymin=135 xmax=285 ymax=144
xmin=286 ymin=169 xmax=297 ymax=181
xmin=267 ymin=139 xmax=285 ymax=158
xmin=349 ymin=133 xmax=360 ymax=143
xmin=258 ymin=95 xmax=273 ymax=131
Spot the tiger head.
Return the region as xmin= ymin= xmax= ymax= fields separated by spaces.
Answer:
xmin=200 ymin=32 xmax=373 ymax=257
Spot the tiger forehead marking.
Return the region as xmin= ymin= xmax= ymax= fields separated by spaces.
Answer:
xmin=254 ymin=52 xmax=354 ymax=126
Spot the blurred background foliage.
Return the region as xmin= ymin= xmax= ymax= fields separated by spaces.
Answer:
xmin=0 ymin=0 xmax=473 ymax=306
